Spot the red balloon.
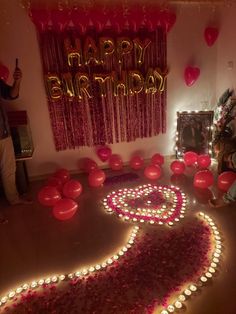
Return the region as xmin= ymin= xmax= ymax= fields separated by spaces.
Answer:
xmin=0 ymin=64 xmax=9 ymax=82
xmin=130 ymin=155 xmax=144 ymax=170
xmin=184 ymin=66 xmax=200 ymax=87
xmin=170 ymin=160 xmax=185 ymax=174
xmin=151 ymin=153 xmax=164 ymax=166
xmin=83 ymin=158 xmax=98 ymax=173
xmin=204 ymin=27 xmax=219 ymax=47
xmin=217 ymin=171 xmax=236 ymax=192
xmin=129 ymin=5 xmax=145 ymax=30
xmin=90 ymin=5 xmax=109 ymax=31
xmin=63 ymin=179 xmax=82 ymax=199
xmin=194 ymin=170 xmax=214 ymax=189
xmin=97 ymin=146 xmax=112 ymax=162
xmin=113 ymin=5 xmax=129 ymax=32
xmin=88 ymin=169 xmax=106 ymax=187
xmin=54 ymin=168 xmax=70 ymax=183
xmin=146 ymin=4 xmax=161 ymax=30
xmin=51 ymin=9 xmax=70 ymax=32
xmin=46 ymin=176 xmax=63 ymax=192
xmin=38 ymin=186 xmax=61 ymax=207
xmin=29 ymin=9 xmax=50 ymax=32
xmin=144 ymin=164 xmax=162 ymax=180
xmin=197 ymin=154 xmax=211 ymax=169
xmin=109 ymin=154 xmax=123 ymax=171
xmin=71 ymin=8 xmax=90 ymax=32
xmin=53 ymin=198 xmax=78 ymax=221
xmin=184 ymin=151 xmax=198 ymax=166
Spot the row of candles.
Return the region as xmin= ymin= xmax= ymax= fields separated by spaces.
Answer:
xmin=0 ymin=226 xmax=140 ymax=308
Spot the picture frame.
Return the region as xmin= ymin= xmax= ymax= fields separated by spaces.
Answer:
xmin=175 ymin=110 xmax=214 ymax=158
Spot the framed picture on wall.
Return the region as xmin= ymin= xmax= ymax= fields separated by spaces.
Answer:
xmin=175 ymin=110 xmax=214 ymax=158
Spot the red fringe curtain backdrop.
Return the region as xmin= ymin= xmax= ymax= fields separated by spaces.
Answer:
xmin=30 ymin=5 xmax=172 ymax=151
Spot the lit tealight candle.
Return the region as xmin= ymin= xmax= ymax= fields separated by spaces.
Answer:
xmin=175 ymin=301 xmax=182 ymax=308
xmin=16 ymin=287 xmax=23 ymax=293
xmin=1 ymin=297 xmax=7 ymax=304
xmin=22 ymin=284 xmax=29 ymax=290
xmin=208 ymin=267 xmax=216 ymax=273
xmin=200 ymin=276 xmax=207 ymax=282
xmin=59 ymin=275 xmax=65 ymax=281
xmin=8 ymin=291 xmax=15 ymax=299
xmin=178 ymin=294 xmax=186 ymax=301
xmin=189 ymin=285 xmax=197 ymax=292
xmin=184 ymin=289 xmax=191 ymax=296
xmin=52 ymin=276 xmax=58 ymax=283
xmin=167 ymin=305 xmax=175 ymax=312
xmin=206 ymin=272 xmax=212 ymax=278
xmin=31 ymin=281 xmax=37 ymax=288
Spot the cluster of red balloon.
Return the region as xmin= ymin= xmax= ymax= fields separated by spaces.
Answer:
xmin=144 ymin=153 xmax=163 ymax=180
xmin=99 ymin=149 xmax=164 ymax=181
xmin=169 ymin=152 xmax=213 ymax=189
xmin=185 ymin=152 xmax=213 ymax=189
xmin=97 ymin=146 xmax=124 ymax=172
xmin=29 ymin=5 xmax=176 ymax=33
xmin=82 ymin=157 xmax=106 ymax=187
xmin=171 ymin=152 xmax=211 ymax=174
xmin=170 ymin=152 xmax=236 ymax=192
xmin=38 ymin=169 xmax=82 ymax=221
xmin=80 ymin=147 xmax=126 ymax=188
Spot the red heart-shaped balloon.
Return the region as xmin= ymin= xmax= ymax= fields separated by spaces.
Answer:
xmin=97 ymin=146 xmax=112 ymax=162
xmin=184 ymin=66 xmax=200 ymax=87
xmin=204 ymin=27 xmax=219 ymax=47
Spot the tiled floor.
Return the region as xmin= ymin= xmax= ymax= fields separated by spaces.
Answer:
xmin=0 ymin=164 xmax=236 ymax=313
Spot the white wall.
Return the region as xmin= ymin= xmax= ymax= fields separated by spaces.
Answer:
xmin=0 ymin=1 xmax=220 ymax=178
xmin=216 ymin=3 xmax=236 ymax=99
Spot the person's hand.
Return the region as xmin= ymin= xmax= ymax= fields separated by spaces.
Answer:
xmin=13 ymin=67 xmax=22 ymax=82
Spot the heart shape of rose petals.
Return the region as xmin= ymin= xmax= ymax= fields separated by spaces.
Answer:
xmin=103 ymin=184 xmax=187 ymax=226
xmin=5 ymin=213 xmax=222 ymax=314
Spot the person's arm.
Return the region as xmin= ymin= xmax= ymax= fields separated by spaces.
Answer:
xmin=0 ymin=68 xmax=22 ymax=100
xmin=9 ymin=67 xmax=22 ymax=99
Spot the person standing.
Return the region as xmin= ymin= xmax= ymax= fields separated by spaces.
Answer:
xmin=0 ymin=62 xmax=31 ymax=223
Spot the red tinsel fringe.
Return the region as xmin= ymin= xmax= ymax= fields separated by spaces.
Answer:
xmin=38 ymin=28 xmax=167 ymax=150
